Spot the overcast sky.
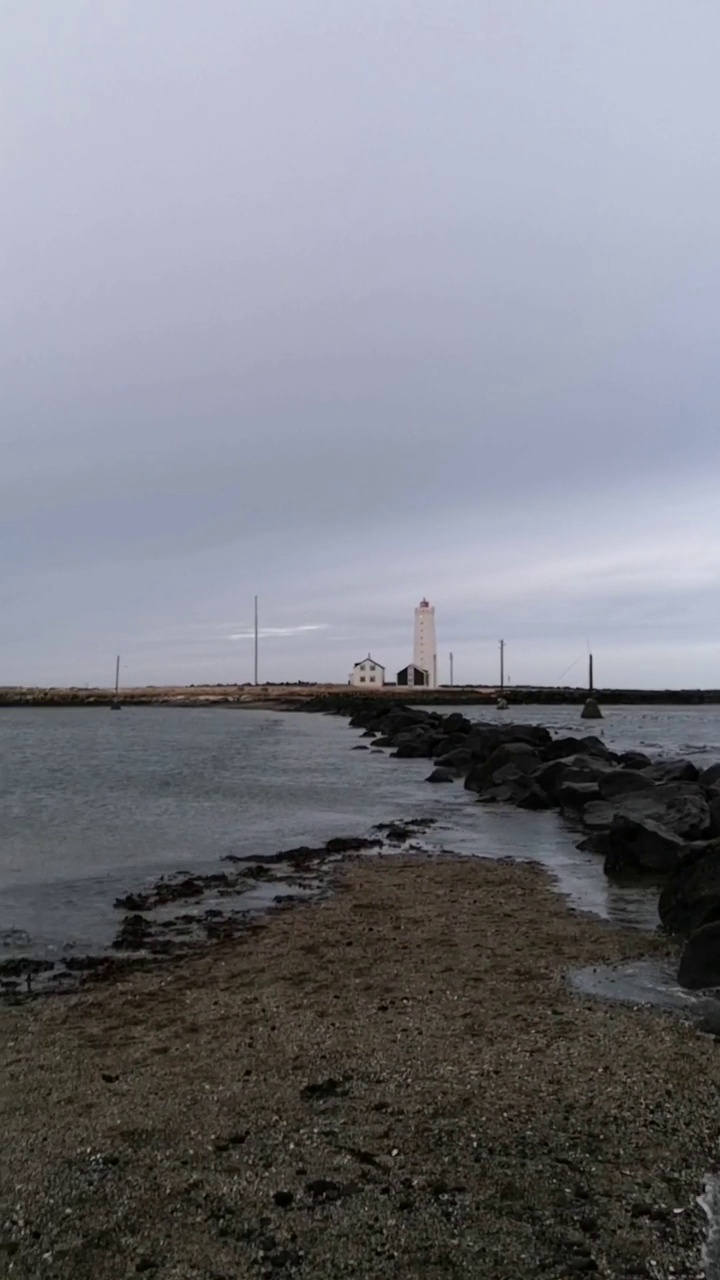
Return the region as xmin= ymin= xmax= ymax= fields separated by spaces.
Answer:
xmin=3 ymin=1 xmax=720 ymax=689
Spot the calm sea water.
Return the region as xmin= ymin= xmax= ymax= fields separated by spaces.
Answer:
xmin=1 ymin=703 xmax=720 ymax=962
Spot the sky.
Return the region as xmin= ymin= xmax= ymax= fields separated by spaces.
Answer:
xmin=3 ymin=0 xmax=720 ymax=689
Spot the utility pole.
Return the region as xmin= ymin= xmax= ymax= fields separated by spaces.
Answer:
xmin=254 ymin=596 xmax=259 ymax=686
xmin=449 ymin=652 xmax=454 ymax=687
xmin=589 ymin=653 xmax=594 ymax=694
xmin=499 ymin=639 xmax=505 ymax=693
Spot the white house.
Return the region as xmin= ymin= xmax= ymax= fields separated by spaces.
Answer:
xmin=349 ymin=655 xmax=385 ymax=688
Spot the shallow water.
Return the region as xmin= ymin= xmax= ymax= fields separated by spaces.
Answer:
xmin=3 ymin=702 xmax=720 ymax=1272
xmin=0 ymin=701 xmax=718 ymax=963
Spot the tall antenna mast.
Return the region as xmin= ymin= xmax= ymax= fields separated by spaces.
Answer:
xmin=449 ymin=652 xmax=454 ymax=687
xmin=499 ymin=639 xmax=505 ymax=693
xmin=115 ymin=654 xmax=120 ymax=696
xmin=254 ymin=596 xmax=259 ymax=686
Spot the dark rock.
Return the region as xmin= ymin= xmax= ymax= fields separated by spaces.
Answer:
xmin=599 ymin=816 xmax=686 ymax=875
xmin=465 ymin=743 xmax=541 ymax=793
xmin=659 ymin=842 xmax=720 ymax=934
xmin=557 ymin=781 xmax=601 ymax=810
xmin=618 ymin=750 xmax=652 ymax=770
xmin=112 ymin=914 xmax=154 ymax=951
xmin=597 ymin=770 xmax=656 ymax=799
xmin=515 ymin=783 xmax=553 ymax=810
xmin=583 ymin=784 xmax=711 ymax=842
xmin=701 ymin=762 xmax=720 ymax=788
xmin=442 ymin=712 xmax=472 ymax=733
xmin=352 ymin=745 xmax=369 ymax=750
xmin=645 ymin=759 xmax=700 ymax=784
xmin=532 ymin=756 xmax=613 ymax=803
xmin=114 ymin=892 xmax=150 ymax=912
xmin=324 ymin=836 xmax=379 ymax=854
xmin=541 ymin=736 xmax=615 ymax=763
xmin=434 ymin=748 xmax=473 ymax=772
xmin=273 ymin=1190 xmax=294 ymax=1208
xmin=426 ymin=768 xmax=455 ymax=784
xmin=678 ymin=921 xmax=720 ymax=989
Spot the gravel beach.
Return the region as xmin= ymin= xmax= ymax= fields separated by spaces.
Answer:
xmin=2 ymin=854 xmax=719 ymax=1280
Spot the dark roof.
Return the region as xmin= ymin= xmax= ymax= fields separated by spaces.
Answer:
xmin=397 ymin=664 xmax=428 ymax=676
xmin=353 ymin=656 xmax=385 ymax=669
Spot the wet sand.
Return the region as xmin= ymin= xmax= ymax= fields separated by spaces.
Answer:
xmin=1 ymin=855 xmax=719 ymax=1279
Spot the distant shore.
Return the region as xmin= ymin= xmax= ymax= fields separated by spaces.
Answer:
xmin=3 ymin=683 xmax=720 ymax=708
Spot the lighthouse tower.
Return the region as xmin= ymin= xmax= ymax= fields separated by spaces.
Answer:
xmin=413 ymin=598 xmax=437 ymax=688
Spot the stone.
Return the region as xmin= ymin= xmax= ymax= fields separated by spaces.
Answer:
xmin=618 ymin=750 xmax=652 ymax=770
xmin=659 ymin=842 xmax=720 ymax=934
xmin=434 ymin=748 xmax=473 ymax=772
xmin=557 ymin=781 xmax=601 ymax=810
xmin=532 ymin=756 xmax=614 ymax=803
xmin=426 ymin=768 xmax=455 ymax=783
xmin=582 ymin=784 xmax=711 ymax=842
xmin=701 ymin=762 xmax=720 ymax=788
xmin=597 ymin=770 xmax=656 ymax=800
xmin=541 ymin=736 xmax=615 ymax=763
xmin=644 ymin=759 xmax=700 ymax=784
xmin=678 ymin=921 xmax=720 ymax=989
xmin=464 ymin=743 xmax=541 ymax=793
xmin=599 ymin=816 xmax=686 ymax=875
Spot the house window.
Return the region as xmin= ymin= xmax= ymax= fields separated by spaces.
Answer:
xmin=359 ymin=676 xmax=366 ymax=683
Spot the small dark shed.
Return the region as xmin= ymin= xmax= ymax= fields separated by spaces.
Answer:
xmin=397 ymin=664 xmax=429 ymax=687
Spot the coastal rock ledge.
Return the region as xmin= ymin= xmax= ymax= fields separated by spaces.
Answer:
xmin=329 ymin=696 xmax=720 ymax=990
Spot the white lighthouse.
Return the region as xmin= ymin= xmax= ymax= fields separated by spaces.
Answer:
xmin=413 ymin=598 xmax=437 ymax=688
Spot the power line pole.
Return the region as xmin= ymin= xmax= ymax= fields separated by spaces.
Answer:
xmin=449 ymin=652 xmax=454 ymax=687
xmin=589 ymin=652 xmax=594 ymax=694
xmin=254 ymin=596 xmax=259 ymax=686
xmin=499 ymin=639 xmax=505 ymax=693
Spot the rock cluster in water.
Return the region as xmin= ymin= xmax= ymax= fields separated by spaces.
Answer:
xmin=334 ymin=698 xmax=720 ymax=992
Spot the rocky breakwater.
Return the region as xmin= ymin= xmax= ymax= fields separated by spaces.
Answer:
xmin=343 ymin=699 xmax=720 ymax=994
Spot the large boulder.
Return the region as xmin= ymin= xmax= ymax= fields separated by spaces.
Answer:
xmin=701 ymin=763 xmax=720 ymax=788
xmin=426 ymin=767 xmax=455 ymax=784
xmin=466 ymin=724 xmax=552 ymax=764
xmin=582 ymin=783 xmax=711 ymax=842
xmin=541 ymin=736 xmax=616 ymax=763
xmin=645 ymin=759 xmax=700 ymax=784
xmin=557 ymin=781 xmax=601 ymax=810
xmin=618 ymin=750 xmax=652 ymax=770
xmin=434 ymin=747 xmax=473 ymax=773
xmin=476 ymin=777 xmax=551 ymax=810
xmin=433 ymin=732 xmax=475 ymax=758
xmin=597 ymin=770 xmax=656 ymax=800
xmin=658 ymin=841 xmax=720 ymax=934
xmin=442 ymin=712 xmax=472 ymax=735
xmin=598 ymin=816 xmax=687 ymax=875
xmin=532 ymin=755 xmax=614 ymax=803
xmin=678 ymin=922 xmax=720 ymax=989
xmin=464 ymin=743 xmax=541 ymax=793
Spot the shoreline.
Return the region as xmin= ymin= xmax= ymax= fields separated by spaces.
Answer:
xmin=5 ymin=684 xmax=720 ymax=708
xmin=2 ymin=854 xmax=718 ymax=1279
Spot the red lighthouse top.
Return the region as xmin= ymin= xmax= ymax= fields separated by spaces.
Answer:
xmin=419 ymin=598 xmax=430 ymax=608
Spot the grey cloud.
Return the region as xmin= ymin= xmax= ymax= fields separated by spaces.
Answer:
xmin=3 ymin=2 xmax=720 ymax=687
